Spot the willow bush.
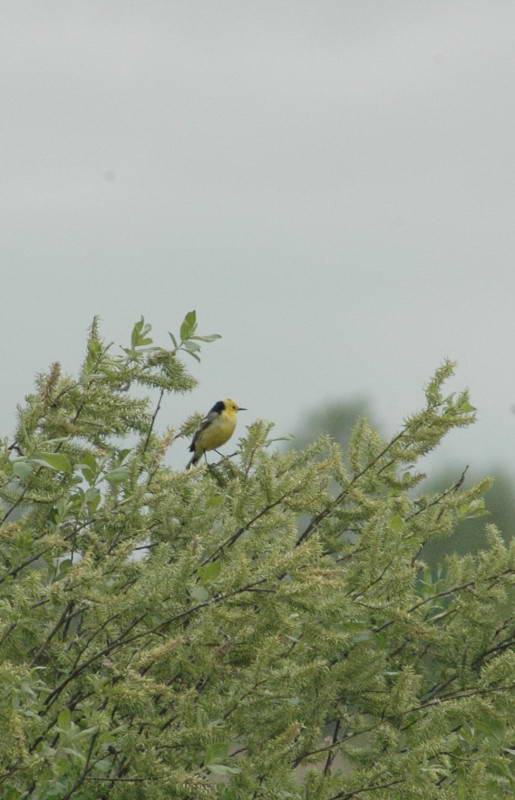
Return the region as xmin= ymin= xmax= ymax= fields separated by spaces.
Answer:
xmin=0 ymin=314 xmax=514 ymax=800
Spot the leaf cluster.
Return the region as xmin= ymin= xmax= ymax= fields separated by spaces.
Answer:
xmin=0 ymin=321 xmax=513 ymax=800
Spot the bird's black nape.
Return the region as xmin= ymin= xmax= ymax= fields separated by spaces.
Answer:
xmin=209 ymin=400 xmax=225 ymax=413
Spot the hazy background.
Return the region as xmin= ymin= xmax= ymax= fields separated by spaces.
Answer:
xmin=2 ymin=1 xmax=515 ymax=488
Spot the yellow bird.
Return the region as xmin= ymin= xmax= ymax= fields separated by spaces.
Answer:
xmin=186 ymin=398 xmax=246 ymax=469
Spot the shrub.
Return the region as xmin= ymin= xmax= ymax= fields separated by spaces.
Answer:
xmin=0 ymin=315 xmax=513 ymax=799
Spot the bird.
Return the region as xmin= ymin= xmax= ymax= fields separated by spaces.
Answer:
xmin=186 ymin=398 xmax=246 ymax=469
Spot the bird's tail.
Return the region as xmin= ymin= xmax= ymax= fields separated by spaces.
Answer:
xmin=186 ymin=453 xmax=200 ymax=470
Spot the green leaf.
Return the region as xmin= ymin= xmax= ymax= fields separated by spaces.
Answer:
xmin=168 ymin=331 xmax=179 ymax=348
xmin=94 ymin=758 xmax=113 ymax=774
xmin=4 ymin=788 xmax=21 ymax=800
xmin=344 ymin=621 xmax=371 ymax=632
xmin=131 ymin=317 xmax=153 ymax=348
xmin=57 ymin=559 xmax=73 ymax=577
xmin=207 ymin=495 xmax=224 ymax=507
xmin=58 ymin=709 xmax=72 ymax=729
xmin=76 ymin=725 xmax=99 ymax=738
xmin=390 ymin=514 xmax=405 ymax=532
xmin=476 ymin=716 xmax=505 ymax=739
xmin=13 ymin=460 xmax=33 ymax=480
xmin=78 ymin=458 xmax=97 ymax=484
xmin=121 ymin=346 xmax=140 ymax=360
xmin=198 ymin=561 xmax=222 ymax=584
xmin=180 ymin=310 xmax=197 ymax=341
xmin=190 ymin=334 xmax=222 ymax=343
xmin=105 ymin=466 xmax=130 ymax=485
xmin=80 ymin=452 xmax=98 ymax=471
xmin=205 ymin=742 xmax=229 ymax=763
xmin=207 ymin=764 xmax=240 ymax=776
xmin=352 ymin=630 xmax=373 ymax=643
xmin=190 ymin=585 xmax=209 ymax=602
xmin=62 ymin=747 xmax=86 ymax=763
xmin=131 ymin=318 xmax=142 ymax=348
xmin=80 ymin=468 xmax=95 ymax=486
xmin=459 ymin=499 xmax=487 ymax=518
xmin=87 ymin=339 xmax=102 ymax=360
xmin=45 ymin=780 xmax=67 ymax=798
xmin=184 ymin=339 xmax=201 ymax=351
xmin=85 ymin=487 xmax=101 ymax=510
xmin=183 ymin=347 xmax=201 ymax=363
xmin=32 ymin=453 xmax=72 ymax=473
xmin=115 ymin=449 xmax=131 ymax=466
xmin=182 ymin=341 xmax=201 ymax=362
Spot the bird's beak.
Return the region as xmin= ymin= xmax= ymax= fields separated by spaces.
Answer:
xmin=237 ymin=407 xmax=247 ymax=411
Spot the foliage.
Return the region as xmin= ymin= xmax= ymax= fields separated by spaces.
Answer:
xmin=0 ymin=316 xmax=514 ymax=800
xmin=421 ymin=466 xmax=515 ymax=567
xmin=292 ymin=396 xmax=515 ymax=567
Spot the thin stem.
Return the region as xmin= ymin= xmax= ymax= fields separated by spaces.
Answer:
xmin=328 ymin=778 xmax=404 ymax=800
xmin=296 ymin=430 xmax=406 ymax=546
xmin=43 ymin=579 xmax=267 ymax=709
xmin=200 ymin=488 xmax=301 ymax=565
xmin=142 ymin=388 xmax=165 ymax=454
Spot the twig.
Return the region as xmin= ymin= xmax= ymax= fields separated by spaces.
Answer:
xmin=142 ymin=388 xmax=164 ymax=454
xmin=200 ymin=487 xmax=301 ymax=566
xmin=296 ymin=430 xmax=406 ymax=546
xmin=324 ymin=719 xmax=341 ymax=775
xmin=328 ymin=778 xmax=404 ymax=800
xmin=373 ymin=567 xmax=514 ymax=634
xmin=293 ymin=724 xmax=378 ymax=768
xmin=43 ymin=579 xmax=267 ymax=709
xmin=61 ymin=730 xmax=99 ymax=800
xmin=408 ymin=465 xmax=469 ymax=522
xmin=85 ymin=776 xmax=160 ymax=782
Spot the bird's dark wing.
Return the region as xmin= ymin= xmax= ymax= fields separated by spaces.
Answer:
xmin=189 ymin=409 xmax=219 ymax=453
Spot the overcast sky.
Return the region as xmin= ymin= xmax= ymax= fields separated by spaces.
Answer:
xmin=2 ymin=1 xmax=515 ymax=480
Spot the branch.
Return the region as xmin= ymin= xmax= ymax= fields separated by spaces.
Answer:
xmin=347 ymin=559 xmax=394 ymax=599
xmin=142 ymin=388 xmax=164 ymax=454
xmin=61 ymin=730 xmax=99 ymax=800
xmin=200 ymin=487 xmax=300 ymax=565
xmin=473 ymin=635 xmax=515 ymax=668
xmin=223 ymin=679 xmax=269 ymax=720
xmin=43 ymin=579 xmax=267 ymax=709
xmin=373 ymin=567 xmax=515 ymax=634
xmin=324 ymin=719 xmax=341 ymax=775
xmin=292 ymin=724 xmax=379 ymax=768
xmin=408 ymin=465 xmax=469 ymax=522
xmin=30 ymin=601 xmax=80 ymax=666
xmin=406 ymin=683 xmax=515 ymax=714
xmin=296 ymin=430 xmax=406 ymax=546
xmin=84 ymin=777 xmax=160 ymax=782
xmin=328 ymin=778 xmax=404 ymax=800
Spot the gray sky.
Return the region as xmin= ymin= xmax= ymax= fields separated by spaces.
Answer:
xmin=2 ymin=1 xmax=515 ymax=478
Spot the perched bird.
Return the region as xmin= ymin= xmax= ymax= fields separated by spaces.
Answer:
xmin=186 ymin=398 xmax=246 ymax=469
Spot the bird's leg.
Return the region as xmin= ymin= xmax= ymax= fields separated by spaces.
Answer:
xmin=205 ymin=454 xmax=216 ymax=478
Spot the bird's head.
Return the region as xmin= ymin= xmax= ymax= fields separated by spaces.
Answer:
xmin=224 ymin=398 xmax=246 ymax=414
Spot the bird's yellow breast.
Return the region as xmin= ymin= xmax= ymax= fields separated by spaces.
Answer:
xmin=196 ymin=411 xmax=236 ymax=452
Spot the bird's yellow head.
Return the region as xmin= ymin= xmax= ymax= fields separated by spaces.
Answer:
xmin=223 ymin=398 xmax=246 ymax=415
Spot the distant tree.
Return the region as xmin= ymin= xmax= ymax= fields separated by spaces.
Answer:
xmin=0 ymin=318 xmax=514 ymax=799
xmin=289 ymin=396 xmax=376 ymax=455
